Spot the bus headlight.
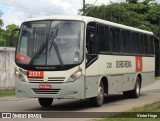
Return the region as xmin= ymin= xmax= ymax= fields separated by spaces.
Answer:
xmin=15 ymin=68 xmax=20 ymax=77
xmin=69 ymin=68 xmax=82 ymax=82
xmin=19 ymin=74 xmax=26 ymax=82
xmin=15 ymin=68 xmax=26 ymax=82
xmin=15 ymin=70 xmax=20 ymax=76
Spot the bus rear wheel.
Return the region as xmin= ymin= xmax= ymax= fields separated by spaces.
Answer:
xmin=38 ymin=98 xmax=53 ymax=107
xmin=91 ymin=82 xmax=104 ymax=107
xmin=123 ymin=76 xmax=141 ymax=98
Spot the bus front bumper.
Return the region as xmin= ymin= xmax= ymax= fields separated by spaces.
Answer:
xmin=15 ymin=75 xmax=85 ymax=99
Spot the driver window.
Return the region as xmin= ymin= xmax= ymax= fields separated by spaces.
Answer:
xmin=86 ymin=22 xmax=98 ymax=66
xmin=86 ymin=27 xmax=97 ymax=54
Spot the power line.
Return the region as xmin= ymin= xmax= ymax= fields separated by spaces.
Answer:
xmin=78 ymin=0 xmax=98 ymax=15
xmin=0 ymin=2 xmax=60 ymax=15
xmin=85 ymin=0 xmax=98 ymax=15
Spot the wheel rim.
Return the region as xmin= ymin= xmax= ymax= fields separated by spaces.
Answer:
xmin=97 ymin=87 xmax=104 ymax=105
xmin=136 ymin=82 xmax=140 ymax=95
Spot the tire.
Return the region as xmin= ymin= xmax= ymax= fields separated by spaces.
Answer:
xmin=91 ymin=82 xmax=104 ymax=107
xmin=123 ymin=77 xmax=141 ymax=98
xmin=131 ymin=77 xmax=141 ymax=98
xmin=38 ymin=98 xmax=53 ymax=107
xmin=123 ymin=91 xmax=130 ymax=98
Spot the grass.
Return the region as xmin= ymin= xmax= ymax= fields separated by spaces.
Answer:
xmin=155 ymin=77 xmax=160 ymax=80
xmin=0 ymin=89 xmax=16 ymax=97
xmin=98 ymin=101 xmax=160 ymax=121
xmin=98 ymin=119 xmax=160 ymax=121
xmin=128 ymin=101 xmax=160 ymax=112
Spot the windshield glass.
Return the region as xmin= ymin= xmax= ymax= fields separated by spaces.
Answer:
xmin=16 ymin=20 xmax=84 ymax=67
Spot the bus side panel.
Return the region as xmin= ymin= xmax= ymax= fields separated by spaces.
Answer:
xmin=98 ymin=55 xmax=133 ymax=94
xmin=98 ymin=55 xmax=155 ymax=94
xmin=141 ymin=72 xmax=155 ymax=88
xmin=141 ymin=57 xmax=155 ymax=87
xmin=108 ymin=75 xmax=123 ymax=94
xmin=122 ymin=74 xmax=136 ymax=92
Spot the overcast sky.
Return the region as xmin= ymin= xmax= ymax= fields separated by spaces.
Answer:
xmin=0 ymin=0 xmax=160 ymax=29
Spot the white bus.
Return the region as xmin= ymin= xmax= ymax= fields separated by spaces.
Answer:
xmin=13 ymin=15 xmax=155 ymax=107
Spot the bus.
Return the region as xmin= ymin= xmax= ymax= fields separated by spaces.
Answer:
xmin=12 ymin=15 xmax=155 ymax=107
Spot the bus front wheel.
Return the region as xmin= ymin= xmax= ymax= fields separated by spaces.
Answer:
xmin=91 ymin=82 xmax=104 ymax=107
xmin=38 ymin=98 xmax=53 ymax=107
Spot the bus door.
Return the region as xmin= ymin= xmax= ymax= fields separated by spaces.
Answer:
xmin=85 ymin=23 xmax=99 ymax=98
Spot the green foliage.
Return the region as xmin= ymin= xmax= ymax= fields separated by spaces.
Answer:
xmin=99 ymin=118 xmax=160 ymax=121
xmin=0 ymin=10 xmax=19 ymax=47
xmin=99 ymin=101 xmax=160 ymax=120
xmin=0 ymin=24 xmax=19 ymax=47
xmin=80 ymin=0 xmax=160 ymax=36
xmin=5 ymin=24 xmax=19 ymax=46
xmin=0 ymin=10 xmax=4 ymax=46
xmin=0 ymin=29 xmax=5 ymax=46
xmin=0 ymin=10 xmax=3 ymax=27
xmin=126 ymin=0 xmax=138 ymax=4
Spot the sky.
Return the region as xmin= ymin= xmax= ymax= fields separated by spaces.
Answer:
xmin=0 ymin=0 xmax=160 ymax=29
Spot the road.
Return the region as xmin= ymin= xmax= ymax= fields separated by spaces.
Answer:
xmin=1 ymin=80 xmax=160 ymax=120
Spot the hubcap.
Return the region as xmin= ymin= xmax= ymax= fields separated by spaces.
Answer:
xmin=97 ymin=87 xmax=104 ymax=104
xmin=136 ymin=82 xmax=140 ymax=95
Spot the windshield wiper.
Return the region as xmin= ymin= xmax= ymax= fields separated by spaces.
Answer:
xmin=49 ymin=38 xmax=64 ymax=67
xmin=29 ymin=42 xmax=47 ymax=65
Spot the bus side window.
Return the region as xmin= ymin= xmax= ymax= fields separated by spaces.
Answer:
xmin=86 ymin=27 xmax=97 ymax=54
xmin=140 ymin=34 xmax=144 ymax=54
xmin=86 ymin=25 xmax=98 ymax=66
xmin=122 ymin=30 xmax=132 ymax=54
xmin=147 ymin=35 xmax=154 ymax=55
xmin=111 ymin=27 xmax=122 ymax=53
xmin=98 ymin=24 xmax=111 ymax=53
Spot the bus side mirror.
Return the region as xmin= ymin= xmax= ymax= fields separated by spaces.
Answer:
xmin=10 ymin=28 xmax=20 ymax=47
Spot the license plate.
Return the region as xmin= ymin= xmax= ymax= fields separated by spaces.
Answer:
xmin=27 ymin=70 xmax=44 ymax=78
xmin=39 ymin=84 xmax=51 ymax=89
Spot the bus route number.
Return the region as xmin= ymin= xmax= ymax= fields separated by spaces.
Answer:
xmin=107 ymin=62 xmax=112 ymax=68
xmin=27 ymin=70 xmax=44 ymax=78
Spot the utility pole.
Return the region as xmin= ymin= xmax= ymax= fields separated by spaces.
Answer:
xmin=83 ymin=0 xmax=85 ymax=15
xmin=158 ymin=19 xmax=160 ymax=76
xmin=155 ymin=19 xmax=160 ymax=76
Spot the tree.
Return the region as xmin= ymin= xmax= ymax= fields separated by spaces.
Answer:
xmin=4 ymin=24 xmax=19 ymax=47
xmin=126 ymin=0 xmax=138 ymax=4
xmin=78 ymin=0 xmax=160 ymax=36
xmin=0 ymin=29 xmax=5 ymax=46
xmin=0 ymin=11 xmax=3 ymax=27
xmin=0 ymin=23 xmax=19 ymax=47
xmin=0 ymin=10 xmax=4 ymax=46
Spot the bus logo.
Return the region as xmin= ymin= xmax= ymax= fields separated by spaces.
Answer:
xmin=136 ymin=56 xmax=142 ymax=72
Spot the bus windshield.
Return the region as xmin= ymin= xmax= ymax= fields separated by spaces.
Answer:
xmin=16 ymin=20 xmax=84 ymax=67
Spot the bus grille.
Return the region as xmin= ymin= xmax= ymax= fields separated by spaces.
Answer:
xmin=28 ymin=77 xmax=65 ymax=83
xmin=48 ymin=77 xmax=65 ymax=83
xmin=32 ymin=88 xmax=61 ymax=94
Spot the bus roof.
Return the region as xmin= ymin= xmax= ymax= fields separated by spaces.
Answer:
xmin=25 ymin=15 xmax=153 ymax=35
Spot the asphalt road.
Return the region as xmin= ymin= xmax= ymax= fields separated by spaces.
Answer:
xmin=1 ymin=80 xmax=160 ymax=120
